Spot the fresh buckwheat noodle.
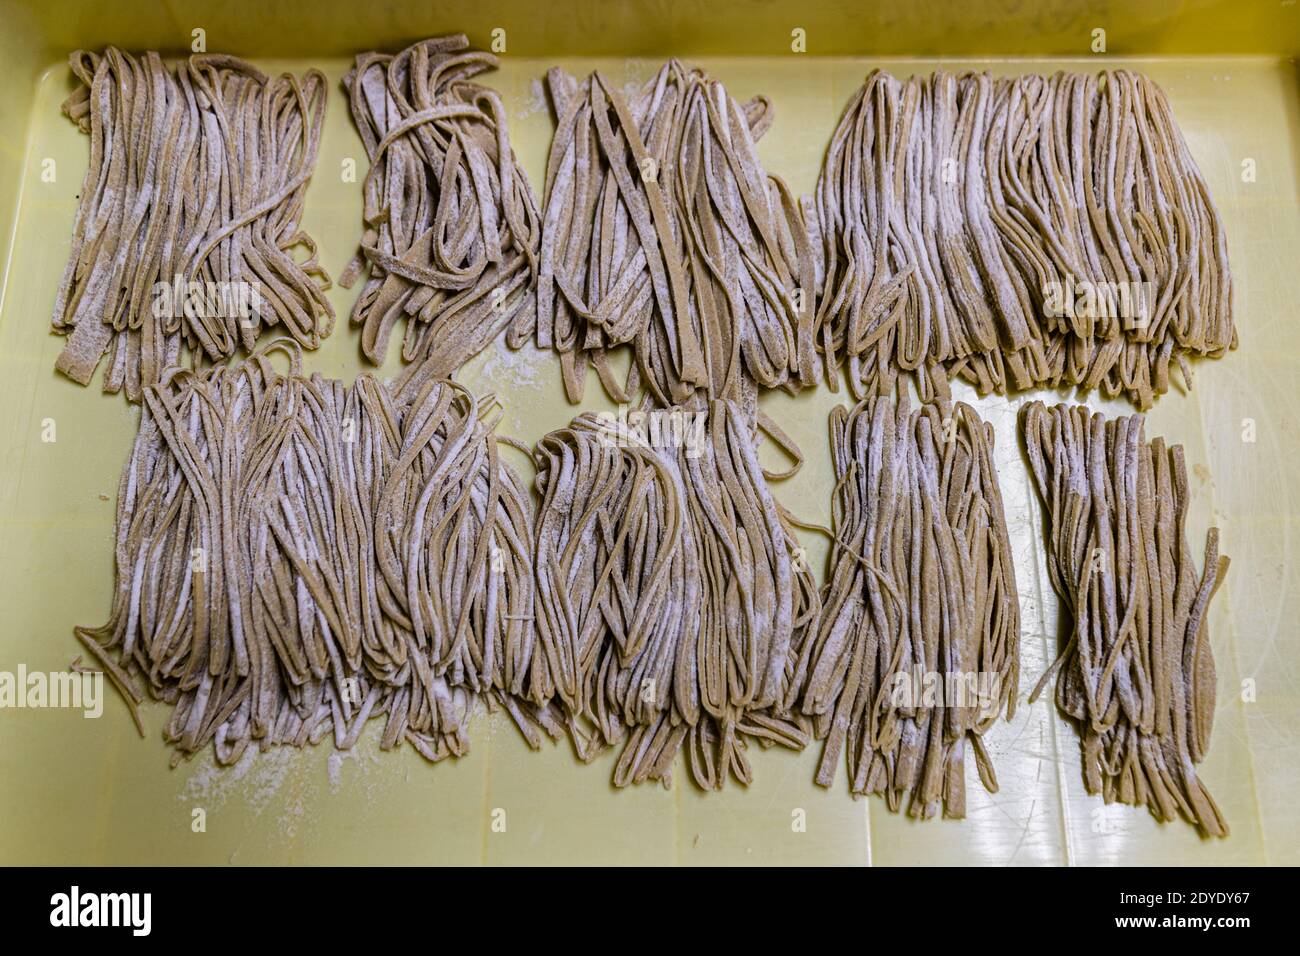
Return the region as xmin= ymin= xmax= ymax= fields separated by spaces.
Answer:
xmin=340 ymin=36 xmax=540 ymax=379
xmin=74 ymin=341 xmax=551 ymax=765
xmin=813 ymin=70 xmax=1234 ymax=409
xmin=532 ymin=61 xmax=816 ymax=406
xmin=55 ymin=48 xmax=333 ymax=400
xmin=797 ymin=393 xmax=1019 ymax=818
xmin=1021 ymin=401 xmax=1228 ymax=837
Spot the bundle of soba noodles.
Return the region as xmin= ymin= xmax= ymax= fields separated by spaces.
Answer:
xmin=1021 ymin=402 xmax=1228 ymax=836
xmin=74 ymin=341 xmax=551 ymax=766
xmin=532 ymin=60 xmax=817 ymax=405
xmin=531 ymin=397 xmax=820 ymax=788
xmin=54 ymin=48 xmax=333 ymax=401
xmin=813 ymin=70 xmax=1233 ymax=409
xmin=341 ymin=36 xmax=540 ymax=378
xmin=797 ymin=395 xmax=1020 ymax=818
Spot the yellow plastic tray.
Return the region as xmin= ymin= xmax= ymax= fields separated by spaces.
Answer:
xmin=1 ymin=0 xmax=1297 ymax=865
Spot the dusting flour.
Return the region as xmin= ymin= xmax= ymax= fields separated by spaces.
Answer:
xmin=475 ymin=338 xmax=545 ymax=391
xmin=178 ymin=746 xmax=307 ymax=843
xmin=516 ymin=78 xmax=548 ymax=119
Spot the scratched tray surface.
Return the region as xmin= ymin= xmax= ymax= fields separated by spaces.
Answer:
xmin=0 ymin=54 xmax=1296 ymax=865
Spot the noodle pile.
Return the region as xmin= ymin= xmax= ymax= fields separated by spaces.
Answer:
xmin=1022 ymin=401 xmax=1228 ymax=836
xmin=798 ymin=395 xmax=1020 ymax=818
xmin=531 ymin=398 xmax=820 ymax=788
xmin=74 ymin=342 xmax=545 ymax=766
xmin=341 ymin=36 xmax=540 ymax=377
xmin=54 ymin=48 xmax=333 ymax=401
xmin=62 ymin=51 xmax=1240 ymax=828
xmin=532 ymin=61 xmax=816 ymax=405
xmin=814 ymin=70 xmax=1234 ymax=409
